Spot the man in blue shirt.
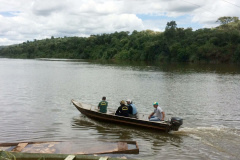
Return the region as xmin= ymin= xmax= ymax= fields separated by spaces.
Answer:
xmin=127 ymin=99 xmax=138 ymax=118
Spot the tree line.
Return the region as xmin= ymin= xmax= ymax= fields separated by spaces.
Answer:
xmin=1 ymin=16 xmax=240 ymax=63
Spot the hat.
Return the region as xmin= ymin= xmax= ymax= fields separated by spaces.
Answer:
xmin=120 ymin=100 xmax=125 ymax=105
xmin=126 ymin=99 xmax=131 ymax=102
xmin=153 ymin=102 xmax=158 ymax=105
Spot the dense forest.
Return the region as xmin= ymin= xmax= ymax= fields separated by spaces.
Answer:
xmin=1 ymin=16 xmax=240 ymax=63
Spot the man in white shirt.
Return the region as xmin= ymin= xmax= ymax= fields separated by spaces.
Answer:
xmin=148 ymin=102 xmax=165 ymax=121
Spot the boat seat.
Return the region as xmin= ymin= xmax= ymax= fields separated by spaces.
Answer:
xmin=64 ymin=155 xmax=75 ymax=160
xmin=11 ymin=143 xmax=28 ymax=152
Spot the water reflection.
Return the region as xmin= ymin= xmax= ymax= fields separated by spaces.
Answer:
xmin=71 ymin=113 xmax=240 ymax=159
xmin=88 ymin=59 xmax=240 ymax=74
xmin=71 ymin=115 xmax=183 ymax=152
xmin=72 ymin=115 xmax=134 ymax=140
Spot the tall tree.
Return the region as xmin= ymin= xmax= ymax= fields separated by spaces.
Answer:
xmin=216 ymin=16 xmax=239 ymax=28
xmin=166 ymin=21 xmax=177 ymax=30
xmin=164 ymin=21 xmax=177 ymax=42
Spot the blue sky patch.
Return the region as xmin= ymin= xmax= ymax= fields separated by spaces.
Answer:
xmin=0 ymin=11 xmax=20 ymax=17
xmin=137 ymin=14 xmax=203 ymax=30
xmin=137 ymin=14 xmax=168 ymax=21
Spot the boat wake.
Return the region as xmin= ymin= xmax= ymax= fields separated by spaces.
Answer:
xmin=175 ymin=126 xmax=240 ymax=137
xmin=173 ymin=126 xmax=240 ymax=159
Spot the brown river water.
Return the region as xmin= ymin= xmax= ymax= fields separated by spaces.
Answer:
xmin=0 ymin=58 xmax=240 ymax=160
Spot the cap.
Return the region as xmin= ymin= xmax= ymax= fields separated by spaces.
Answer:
xmin=126 ymin=99 xmax=131 ymax=102
xmin=153 ymin=102 xmax=158 ymax=105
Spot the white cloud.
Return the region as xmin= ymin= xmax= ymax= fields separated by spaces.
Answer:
xmin=0 ymin=0 xmax=240 ymax=45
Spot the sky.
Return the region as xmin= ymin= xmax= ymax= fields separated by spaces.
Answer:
xmin=0 ymin=0 xmax=240 ymax=46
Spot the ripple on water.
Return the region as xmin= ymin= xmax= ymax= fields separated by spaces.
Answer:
xmin=173 ymin=126 xmax=240 ymax=159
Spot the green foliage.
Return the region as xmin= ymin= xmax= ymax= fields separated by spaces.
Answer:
xmin=0 ymin=151 xmax=16 ymax=160
xmin=114 ymin=50 xmax=130 ymax=60
xmin=217 ymin=16 xmax=236 ymax=25
xmin=233 ymin=45 xmax=240 ymax=63
xmin=1 ymin=17 xmax=240 ymax=63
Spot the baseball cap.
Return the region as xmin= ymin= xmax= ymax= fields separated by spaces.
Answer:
xmin=126 ymin=99 xmax=131 ymax=102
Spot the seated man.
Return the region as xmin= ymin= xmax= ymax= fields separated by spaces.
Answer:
xmin=126 ymin=99 xmax=138 ymax=118
xmin=98 ymin=96 xmax=108 ymax=113
xmin=115 ymin=100 xmax=129 ymax=117
xmin=148 ymin=102 xmax=165 ymax=121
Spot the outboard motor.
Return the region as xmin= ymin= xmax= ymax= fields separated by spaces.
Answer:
xmin=170 ymin=117 xmax=183 ymax=131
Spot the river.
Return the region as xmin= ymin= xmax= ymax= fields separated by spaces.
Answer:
xmin=0 ymin=58 xmax=240 ymax=160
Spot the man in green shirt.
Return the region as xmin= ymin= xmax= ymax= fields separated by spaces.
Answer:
xmin=98 ymin=96 xmax=108 ymax=113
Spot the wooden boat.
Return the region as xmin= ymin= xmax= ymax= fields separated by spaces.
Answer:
xmin=0 ymin=141 xmax=139 ymax=156
xmin=0 ymin=151 xmax=136 ymax=160
xmin=72 ymin=100 xmax=183 ymax=132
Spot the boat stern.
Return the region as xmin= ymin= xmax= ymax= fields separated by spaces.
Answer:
xmin=170 ymin=117 xmax=183 ymax=131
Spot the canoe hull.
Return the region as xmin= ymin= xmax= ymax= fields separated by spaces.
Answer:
xmin=0 ymin=151 xmax=136 ymax=160
xmin=0 ymin=141 xmax=139 ymax=155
